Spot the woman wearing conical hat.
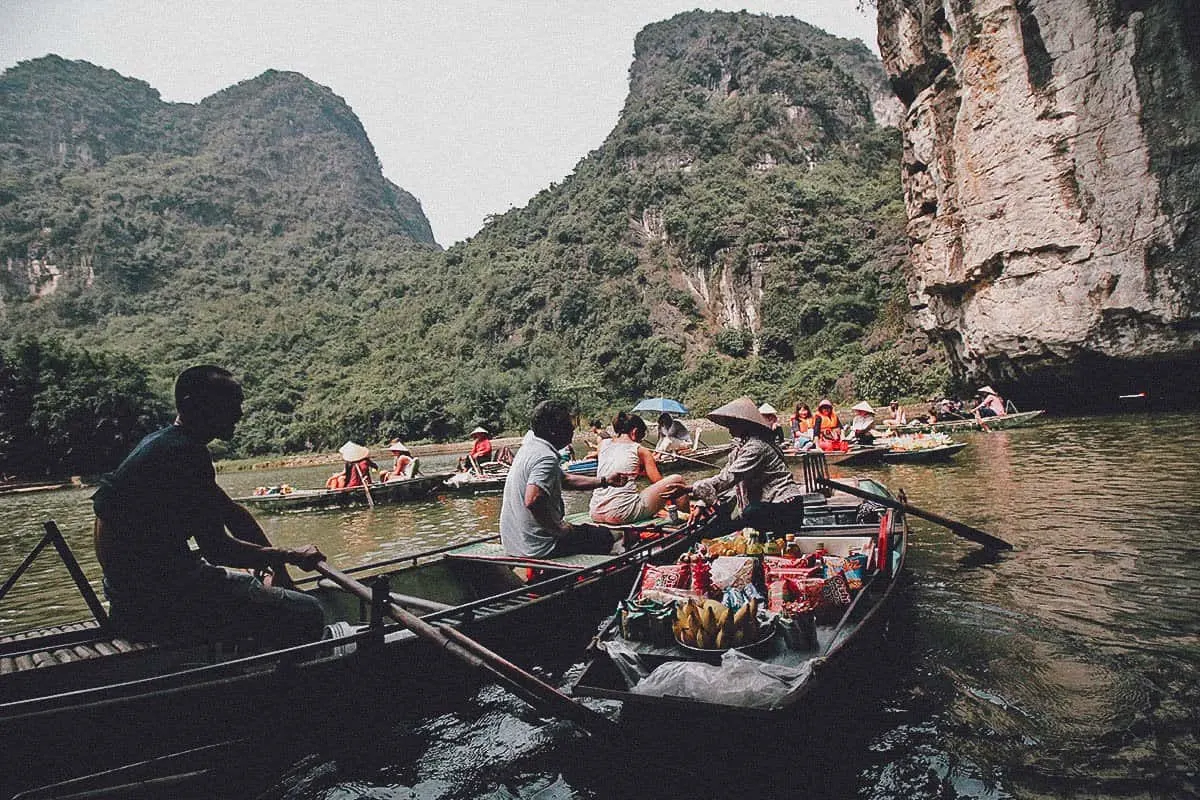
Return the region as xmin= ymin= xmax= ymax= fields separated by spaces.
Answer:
xmin=338 ymin=441 xmax=379 ymax=489
xmin=686 ymin=397 xmax=805 ymax=538
xmin=847 ymin=401 xmax=876 ymax=444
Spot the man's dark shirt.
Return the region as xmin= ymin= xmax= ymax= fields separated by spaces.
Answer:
xmin=92 ymin=425 xmax=227 ymax=598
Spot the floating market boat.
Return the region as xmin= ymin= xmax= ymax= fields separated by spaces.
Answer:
xmin=881 ymin=441 xmax=968 ymax=464
xmin=887 ymin=408 xmax=1045 ymax=434
xmin=570 ymin=477 xmax=908 ymax=719
xmin=234 ymin=473 xmax=452 ymax=512
xmin=0 ymin=516 xmax=699 ymax=797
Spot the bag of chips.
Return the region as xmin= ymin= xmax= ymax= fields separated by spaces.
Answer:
xmin=638 ymin=563 xmax=690 ymax=597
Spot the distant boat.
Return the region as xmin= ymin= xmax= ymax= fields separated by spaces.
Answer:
xmin=235 ymin=473 xmax=450 ymax=512
xmin=887 ymin=409 xmax=1045 ymax=434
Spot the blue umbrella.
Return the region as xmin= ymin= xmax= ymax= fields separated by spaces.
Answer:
xmin=632 ymin=397 xmax=688 ymax=415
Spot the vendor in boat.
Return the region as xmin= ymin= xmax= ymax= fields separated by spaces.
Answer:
xmin=589 ymin=412 xmax=688 ymax=525
xmin=338 ymin=441 xmax=378 ymax=488
xmin=501 ymin=400 xmax=634 ymax=558
xmin=457 ymin=426 xmax=493 ymax=472
xmin=685 ymin=396 xmax=805 ymax=539
xmin=883 ymin=400 xmax=907 ymax=427
xmin=91 ymin=365 xmax=326 ymax=648
xmin=758 ymin=403 xmax=786 ymax=445
xmin=847 ymin=401 xmax=877 ymax=444
xmin=382 ymin=440 xmax=418 ymax=481
xmin=654 ymin=412 xmax=692 ymax=453
xmin=812 ymin=398 xmax=846 ymax=452
xmin=973 ymin=386 xmax=1007 ymax=419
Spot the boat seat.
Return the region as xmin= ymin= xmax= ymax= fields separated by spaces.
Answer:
xmin=0 ymin=621 xmax=156 ymax=676
xmin=443 ymin=541 xmax=613 ymax=571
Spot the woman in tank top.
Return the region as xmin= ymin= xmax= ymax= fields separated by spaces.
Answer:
xmin=589 ymin=412 xmax=689 ymax=524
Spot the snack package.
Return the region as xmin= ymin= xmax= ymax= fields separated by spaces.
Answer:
xmin=842 ymin=552 xmax=868 ymax=590
xmin=767 ymin=578 xmax=798 ymax=612
xmin=638 ymin=563 xmax=690 ymax=597
xmin=763 ymin=555 xmax=823 ymax=586
xmin=709 ymin=556 xmax=756 ymax=590
xmin=821 ymin=573 xmax=852 ymax=607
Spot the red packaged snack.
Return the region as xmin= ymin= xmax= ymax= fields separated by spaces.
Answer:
xmin=638 ymin=563 xmax=690 ymax=597
xmin=767 ymin=578 xmax=799 ymax=612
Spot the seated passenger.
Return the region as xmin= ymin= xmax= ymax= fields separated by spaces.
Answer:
xmin=382 ymin=440 xmax=419 ymax=481
xmin=758 ymin=403 xmax=786 ymax=445
xmin=468 ymin=426 xmax=493 ymax=466
xmin=973 ymin=386 xmax=1007 ymax=419
xmin=589 ymin=412 xmax=688 ymax=525
xmin=847 ymin=401 xmax=876 ymax=444
xmin=813 ymin=399 xmax=847 ymax=452
xmin=883 ymin=400 xmax=907 ymax=427
xmin=654 ymin=413 xmax=692 ymax=453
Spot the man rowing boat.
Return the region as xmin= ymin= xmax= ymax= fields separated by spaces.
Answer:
xmin=92 ymin=365 xmax=326 ymax=648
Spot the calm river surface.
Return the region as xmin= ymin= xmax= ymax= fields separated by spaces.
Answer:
xmin=2 ymin=414 xmax=1197 ymax=799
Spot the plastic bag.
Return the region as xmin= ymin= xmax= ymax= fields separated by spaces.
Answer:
xmin=599 ymin=637 xmax=654 ymax=689
xmin=629 ymin=649 xmax=814 ymax=710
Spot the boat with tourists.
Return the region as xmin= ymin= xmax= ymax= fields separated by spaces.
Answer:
xmin=0 ymin=515 xmax=698 ymax=797
xmin=234 ymin=472 xmax=452 ymax=512
xmin=569 ymin=475 xmax=909 ymax=718
xmin=888 ymin=408 xmax=1045 ymax=434
xmin=565 ymin=443 xmax=733 ymax=478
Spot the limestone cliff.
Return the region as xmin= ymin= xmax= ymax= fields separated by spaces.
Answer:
xmin=877 ymin=0 xmax=1200 ymax=408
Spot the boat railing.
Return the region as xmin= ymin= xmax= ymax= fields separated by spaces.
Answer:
xmin=799 ymin=450 xmax=832 ymax=497
xmin=0 ymin=521 xmax=110 ymax=630
xmin=292 ymin=533 xmax=503 ymax=588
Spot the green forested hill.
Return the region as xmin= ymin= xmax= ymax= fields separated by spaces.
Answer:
xmin=1 ymin=13 xmax=943 ymax=473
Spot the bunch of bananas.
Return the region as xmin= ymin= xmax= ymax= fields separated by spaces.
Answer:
xmin=673 ymin=597 xmax=761 ymax=650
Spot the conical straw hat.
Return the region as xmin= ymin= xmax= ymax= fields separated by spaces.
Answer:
xmin=706 ymin=396 xmax=772 ymax=434
xmin=978 ymin=385 xmax=998 ymax=396
xmin=339 ymin=441 xmax=369 ymax=462
xmin=851 ymin=401 xmax=875 ymax=414
xmin=757 ymin=403 xmax=778 ymax=416
xmin=469 ymin=426 xmax=489 ymax=436
xmin=387 ymin=440 xmax=410 ymax=453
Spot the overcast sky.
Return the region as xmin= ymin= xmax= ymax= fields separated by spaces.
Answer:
xmin=1 ymin=1 xmax=879 ymax=246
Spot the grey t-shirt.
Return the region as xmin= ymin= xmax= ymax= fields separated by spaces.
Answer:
xmin=499 ymin=432 xmax=565 ymax=557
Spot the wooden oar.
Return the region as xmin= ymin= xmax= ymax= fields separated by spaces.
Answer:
xmin=353 ymin=464 xmax=375 ymax=508
xmin=822 ymin=477 xmax=1013 ymax=551
xmin=313 ymin=561 xmax=614 ymax=732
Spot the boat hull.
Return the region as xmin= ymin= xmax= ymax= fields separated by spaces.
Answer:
xmin=235 ymin=473 xmax=451 ymax=512
xmin=881 ymin=442 xmax=968 ymax=463
xmin=889 ymin=409 xmax=1045 ymax=434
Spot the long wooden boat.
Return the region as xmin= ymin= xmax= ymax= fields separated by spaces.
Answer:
xmin=887 ymin=408 xmax=1045 ymax=434
xmin=569 ymin=477 xmax=908 ymax=719
xmin=653 ymin=443 xmax=732 ymax=473
xmin=0 ymin=517 xmax=698 ymax=797
xmin=881 ymin=442 xmax=967 ymax=464
xmin=782 ymin=444 xmax=888 ymax=467
xmin=233 ymin=472 xmax=452 ymax=512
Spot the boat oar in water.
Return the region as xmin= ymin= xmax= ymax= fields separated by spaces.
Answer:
xmin=313 ymin=561 xmax=614 ymax=733
xmin=822 ymin=478 xmax=1013 ymax=551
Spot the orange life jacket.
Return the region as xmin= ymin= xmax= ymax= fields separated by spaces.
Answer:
xmin=814 ymin=410 xmax=841 ymax=440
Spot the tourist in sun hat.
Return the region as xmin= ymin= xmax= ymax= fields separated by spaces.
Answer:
xmin=757 ymin=402 xmax=785 ymax=444
xmin=684 ymin=396 xmax=805 ymax=539
xmin=383 ymin=440 xmax=419 ymax=481
xmin=848 ymin=401 xmax=877 ymax=444
xmin=972 ymin=385 xmax=1006 ymax=419
xmin=338 ymin=441 xmax=378 ymax=488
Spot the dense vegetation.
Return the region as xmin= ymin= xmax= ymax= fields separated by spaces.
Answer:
xmin=0 ymin=13 xmax=948 ymax=477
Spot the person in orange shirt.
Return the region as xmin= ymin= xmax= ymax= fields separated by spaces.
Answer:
xmin=812 ymin=399 xmax=847 ymax=452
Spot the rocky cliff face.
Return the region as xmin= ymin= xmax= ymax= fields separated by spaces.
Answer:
xmin=877 ymin=0 xmax=1200 ymax=408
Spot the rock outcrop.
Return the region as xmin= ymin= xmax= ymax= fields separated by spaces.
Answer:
xmin=877 ymin=0 xmax=1200 ymax=408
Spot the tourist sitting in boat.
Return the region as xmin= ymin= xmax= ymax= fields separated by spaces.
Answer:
xmin=973 ymin=386 xmax=1007 ymax=419
xmin=501 ymin=400 xmax=633 ymax=558
xmin=91 ymin=365 xmax=326 ymax=648
xmin=381 ymin=440 xmax=419 ymax=481
xmin=929 ymin=396 xmax=968 ymax=421
xmin=847 ymin=401 xmax=877 ymax=444
xmin=655 ymin=413 xmax=692 ymax=453
xmin=883 ymin=400 xmax=907 ymax=426
xmin=813 ymin=399 xmax=847 ymax=452
xmin=788 ymin=403 xmax=816 ymax=450
xmin=684 ymin=396 xmax=805 ymax=539
xmin=339 ymin=441 xmax=378 ymax=488
xmin=584 ymin=418 xmax=612 ymax=458
xmin=589 ymin=412 xmax=689 ymax=525
xmin=758 ymin=403 xmax=786 ymax=444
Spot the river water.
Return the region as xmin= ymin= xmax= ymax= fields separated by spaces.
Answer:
xmin=2 ymin=414 xmax=1197 ymax=799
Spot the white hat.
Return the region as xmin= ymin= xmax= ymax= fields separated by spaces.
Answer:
xmin=978 ymin=385 xmax=998 ymax=396
xmin=387 ymin=440 xmax=410 ymax=453
xmin=757 ymin=403 xmax=778 ymax=416
xmin=851 ymin=401 xmax=875 ymax=414
xmin=339 ymin=441 xmax=369 ymax=462
xmin=469 ymin=426 xmax=489 ymax=437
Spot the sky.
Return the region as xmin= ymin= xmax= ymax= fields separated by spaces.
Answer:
xmin=1 ymin=1 xmax=879 ymax=247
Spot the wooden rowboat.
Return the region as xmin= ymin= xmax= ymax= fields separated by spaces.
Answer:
xmin=564 ymin=443 xmax=733 ymax=478
xmin=881 ymin=442 xmax=967 ymax=464
xmin=887 ymin=409 xmax=1045 ymax=434
xmin=569 ymin=477 xmax=908 ymax=719
xmin=0 ymin=517 xmax=698 ymax=797
xmin=783 ymin=444 xmax=888 ymax=467
xmin=234 ymin=472 xmax=452 ymax=512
